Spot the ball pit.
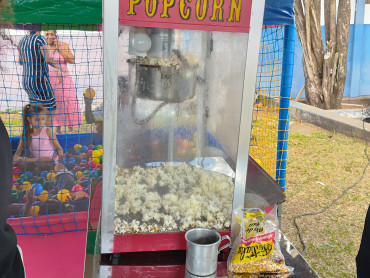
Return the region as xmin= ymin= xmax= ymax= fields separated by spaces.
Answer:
xmin=11 ymin=144 xmax=103 ymax=211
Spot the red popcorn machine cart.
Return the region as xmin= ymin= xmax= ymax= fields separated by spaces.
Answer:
xmin=97 ymin=0 xmax=319 ymax=277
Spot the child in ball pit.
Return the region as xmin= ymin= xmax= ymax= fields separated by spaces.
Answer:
xmin=13 ymin=103 xmax=64 ymax=172
xmin=54 ymin=163 xmax=76 ymax=192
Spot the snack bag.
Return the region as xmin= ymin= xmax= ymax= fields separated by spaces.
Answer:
xmin=227 ymin=207 xmax=292 ymax=278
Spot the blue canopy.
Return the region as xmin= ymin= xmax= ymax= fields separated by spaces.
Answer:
xmin=264 ymin=0 xmax=295 ymax=25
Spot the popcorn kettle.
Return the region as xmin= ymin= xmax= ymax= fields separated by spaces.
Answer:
xmin=128 ymin=28 xmax=197 ymax=124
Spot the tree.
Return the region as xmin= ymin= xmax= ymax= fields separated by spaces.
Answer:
xmin=295 ymin=0 xmax=351 ymax=109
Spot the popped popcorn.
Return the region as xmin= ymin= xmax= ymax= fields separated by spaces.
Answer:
xmin=114 ymin=163 xmax=234 ymax=234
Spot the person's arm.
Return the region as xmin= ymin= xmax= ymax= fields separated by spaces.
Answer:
xmin=40 ymin=44 xmax=66 ymax=73
xmin=16 ymin=51 xmax=22 ymax=66
xmin=58 ymin=42 xmax=74 ymax=64
xmin=46 ymin=127 xmax=64 ymax=159
xmin=22 ymin=189 xmax=34 ymax=216
xmin=13 ymin=139 xmax=25 ymax=162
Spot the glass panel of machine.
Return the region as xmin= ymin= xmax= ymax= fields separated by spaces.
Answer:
xmin=114 ymin=26 xmax=249 ymax=234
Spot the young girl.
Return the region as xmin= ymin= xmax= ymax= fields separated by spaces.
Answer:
xmin=44 ymin=30 xmax=83 ymax=134
xmin=13 ymin=103 xmax=64 ymax=171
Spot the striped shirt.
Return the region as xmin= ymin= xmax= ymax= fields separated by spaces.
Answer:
xmin=18 ymin=35 xmax=56 ymax=110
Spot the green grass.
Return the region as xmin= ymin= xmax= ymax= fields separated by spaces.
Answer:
xmin=282 ymin=121 xmax=369 ymax=278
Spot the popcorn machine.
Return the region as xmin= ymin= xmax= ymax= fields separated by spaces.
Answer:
xmin=100 ymin=0 xmax=286 ymax=276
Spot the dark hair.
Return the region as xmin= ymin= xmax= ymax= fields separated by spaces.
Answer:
xmin=22 ymin=103 xmax=46 ymax=153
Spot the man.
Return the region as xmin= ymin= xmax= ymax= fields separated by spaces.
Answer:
xmin=0 ymin=118 xmax=25 ymax=277
xmin=18 ymin=30 xmax=56 ymax=125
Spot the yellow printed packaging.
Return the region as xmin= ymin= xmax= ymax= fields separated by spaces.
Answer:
xmin=232 ymin=232 xmax=275 ymax=265
xmin=227 ymin=208 xmax=292 ymax=277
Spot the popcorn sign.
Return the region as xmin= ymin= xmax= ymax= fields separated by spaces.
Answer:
xmin=120 ymin=0 xmax=252 ymax=33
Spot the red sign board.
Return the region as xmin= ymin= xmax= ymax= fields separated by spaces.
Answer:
xmin=120 ymin=0 xmax=252 ymax=33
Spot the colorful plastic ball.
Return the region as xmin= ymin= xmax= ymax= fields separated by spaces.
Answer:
xmin=57 ymin=189 xmax=71 ymax=202
xmin=92 ymin=158 xmax=100 ymax=165
xmin=68 ymin=157 xmax=76 ymax=163
xmin=25 ymin=171 xmax=33 ymax=180
xmin=95 ymin=164 xmax=102 ymax=169
xmin=87 ymin=161 xmax=96 ymax=169
xmin=81 ymin=146 xmax=89 ymax=153
xmin=80 ymin=153 xmax=87 ymax=160
xmin=98 ymin=156 xmax=103 ymax=164
xmin=29 ymin=206 xmax=40 ymax=216
xmin=74 ymin=144 xmax=82 ymax=151
xmin=66 ymin=162 xmax=75 ymax=170
xmin=98 ymin=145 xmax=103 ymax=149
xmin=73 ymin=166 xmax=81 ymax=172
xmin=21 ymin=181 xmax=32 ymax=190
xmin=12 ymin=183 xmax=19 ymax=190
xmin=75 ymin=171 xmax=83 ymax=179
xmin=96 ymin=169 xmax=102 ymax=177
xmin=43 ymin=181 xmax=52 ymax=191
xmin=13 ymin=167 xmax=22 ymax=174
xmin=19 ymin=174 xmax=25 ymax=181
xmin=87 ymin=150 xmax=93 ymax=158
xmin=83 ymin=169 xmax=91 ymax=175
xmin=80 ymin=159 xmax=88 ymax=164
xmin=13 ymin=174 xmax=20 ymax=180
xmin=36 ymin=177 xmax=45 ymax=184
xmin=75 ymin=150 xmax=81 ymax=156
xmin=73 ymin=155 xmax=80 ymax=161
xmin=79 ymin=176 xmax=88 ymax=181
xmin=81 ymin=180 xmax=90 ymax=187
xmin=92 ymin=146 xmax=100 ymax=151
xmin=10 ymin=192 xmax=19 ymax=203
xmin=84 ymin=87 xmax=96 ymax=99
xmin=67 ymin=153 xmax=74 ymax=159
xmin=15 ymin=178 xmax=22 ymax=185
xmin=31 ymin=183 xmax=43 ymax=196
xmin=41 ymin=171 xmax=49 ymax=178
xmin=47 ymin=172 xmax=56 ymax=181
xmin=92 ymin=150 xmax=100 ymax=158
xmin=80 ymin=167 xmax=87 ymax=173
xmin=38 ymin=190 xmax=49 ymax=202
xmin=72 ymin=184 xmax=84 ymax=193
xmin=89 ymin=171 xmax=98 ymax=179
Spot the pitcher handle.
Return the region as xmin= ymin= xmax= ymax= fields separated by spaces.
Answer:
xmin=218 ymin=235 xmax=231 ymax=252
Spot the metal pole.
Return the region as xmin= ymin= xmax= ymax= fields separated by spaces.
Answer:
xmin=232 ymin=0 xmax=266 ymax=239
xmin=276 ymin=24 xmax=295 ymax=192
xmin=101 ymin=0 xmax=119 ymax=255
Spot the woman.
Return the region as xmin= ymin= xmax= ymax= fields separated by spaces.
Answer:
xmin=44 ymin=30 xmax=83 ymax=134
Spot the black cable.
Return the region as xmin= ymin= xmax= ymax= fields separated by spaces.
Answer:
xmin=293 ymin=116 xmax=370 ymax=254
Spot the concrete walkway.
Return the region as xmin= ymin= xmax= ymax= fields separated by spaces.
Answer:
xmin=290 ymin=101 xmax=370 ymax=140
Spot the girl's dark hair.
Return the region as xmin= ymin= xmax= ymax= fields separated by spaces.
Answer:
xmin=22 ymin=103 xmax=45 ymax=154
